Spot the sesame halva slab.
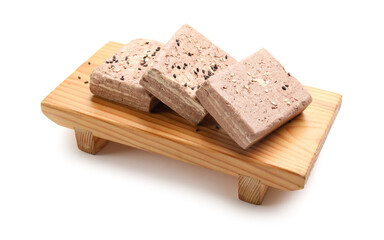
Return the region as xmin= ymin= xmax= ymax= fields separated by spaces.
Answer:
xmin=140 ymin=24 xmax=237 ymax=125
xmin=90 ymin=39 xmax=163 ymax=112
xmin=196 ymin=48 xmax=312 ymax=149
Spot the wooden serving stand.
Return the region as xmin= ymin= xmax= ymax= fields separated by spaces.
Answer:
xmin=41 ymin=42 xmax=342 ymax=205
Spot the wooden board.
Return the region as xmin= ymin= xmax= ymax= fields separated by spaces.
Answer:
xmin=41 ymin=41 xmax=342 ymax=192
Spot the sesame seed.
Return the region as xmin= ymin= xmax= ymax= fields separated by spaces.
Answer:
xmin=244 ymin=85 xmax=249 ymax=90
xmin=191 ymin=86 xmax=195 ymax=90
xmin=271 ymin=101 xmax=277 ymax=106
xmin=78 ymin=76 xmax=81 ymax=79
xmin=196 ymin=68 xmax=199 ymax=72
xmin=84 ymin=81 xmax=88 ymax=84
xmin=88 ymin=62 xmax=91 ymax=65
xmin=288 ymin=72 xmax=291 ymax=76
xmin=215 ymin=125 xmax=220 ymax=129
xmin=282 ymin=86 xmax=287 ymax=90
xmin=204 ymin=75 xmax=209 ymax=80
xmin=195 ymin=128 xmax=200 ymax=132
xmin=225 ymin=55 xmax=228 ymax=59
xmin=184 ymin=63 xmax=188 ymax=66
xmin=125 ymin=56 xmax=128 ymax=60
xmin=188 ymin=52 xmax=192 ymax=56
xmin=120 ymin=76 xmax=124 ymax=80
xmin=177 ymin=65 xmax=181 ymax=69
xmin=156 ymin=47 xmax=161 ymax=51
xmin=265 ymin=89 xmax=269 ymax=93
xmin=202 ymin=69 xmax=205 ymax=74
xmin=230 ymin=73 xmax=235 ymax=76
xmin=145 ymin=42 xmax=149 ymax=44
xmin=197 ymin=85 xmax=200 ymax=89
xmin=177 ymin=42 xmax=180 ymax=46
xmin=231 ymin=79 xmax=237 ymax=83
xmin=235 ymin=89 xmax=239 ymax=94
xmin=138 ymin=68 xmax=141 ymax=70
xmin=173 ymin=74 xmax=176 ymax=78
xmin=285 ymin=84 xmax=289 ymax=87
xmin=184 ymin=83 xmax=188 ymax=87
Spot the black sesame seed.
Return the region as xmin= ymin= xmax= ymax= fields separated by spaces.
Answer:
xmin=215 ymin=125 xmax=220 ymax=129
xmin=121 ymin=76 xmax=125 ymax=80
xmin=84 ymin=81 xmax=88 ymax=84
xmin=287 ymin=72 xmax=291 ymax=76
xmin=177 ymin=65 xmax=181 ymax=69
xmin=208 ymin=70 xmax=212 ymax=76
xmin=143 ymin=64 xmax=148 ymax=67
xmin=184 ymin=63 xmax=188 ymax=67
xmin=145 ymin=42 xmax=149 ymax=44
xmin=173 ymin=74 xmax=177 ymax=78
xmin=152 ymin=52 xmax=156 ymax=57
xmin=285 ymin=84 xmax=289 ymax=87
xmin=183 ymin=66 xmax=186 ymax=70
xmin=282 ymin=86 xmax=286 ymax=90
xmin=197 ymin=85 xmax=200 ymax=89
xmin=202 ymin=69 xmax=205 ymax=74
xmin=188 ymin=52 xmax=192 ymax=56
xmin=184 ymin=83 xmax=188 ymax=87
xmin=78 ymin=76 xmax=81 ymax=79
xmin=125 ymin=56 xmax=128 ymax=60
xmin=176 ymin=39 xmax=179 ymax=42
xmin=172 ymin=65 xmax=174 ymax=69
xmin=194 ymin=70 xmax=198 ymax=75
xmin=191 ymin=86 xmax=195 ymax=90
xmin=88 ymin=62 xmax=91 ymax=65
xmin=225 ymin=55 xmax=228 ymax=59
xmin=112 ymin=55 xmax=116 ymax=59
xmin=196 ymin=68 xmax=199 ymax=72
xmin=195 ymin=128 xmax=200 ymax=132
xmin=156 ymin=47 xmax=161 ymax=51
xmin=115 ymin=60 xmax=119 ymax=63
xmin=204 ymin=75 xmax=209 ymax=80
xmin=138 ymin=68 xmax=141 ymax=70
xmin=177 ymin=42 xmax=180 ymax=46
xmin=105 ymin=61 xmax=109 ymax=64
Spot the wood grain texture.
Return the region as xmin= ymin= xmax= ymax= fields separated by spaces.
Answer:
xmin=41 ymin=41 xmax=342 ymax=191
xmin=74 ymin=128 xmax=108 ymax=154
xmin=238 ymin=175 xmax=269 ymax=205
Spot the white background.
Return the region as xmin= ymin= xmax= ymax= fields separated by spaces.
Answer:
xmin=1 ymin=0 xmax=383 ymax=239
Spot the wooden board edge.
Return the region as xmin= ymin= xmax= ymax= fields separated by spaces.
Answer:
xmin=304 ymin=93 xmax=342 ymax=183
xmin=41 ymin=100 xmax=305 ymax=191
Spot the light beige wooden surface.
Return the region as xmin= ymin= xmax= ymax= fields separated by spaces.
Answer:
xmin=41 ymin=41 xmax=342 ymax=191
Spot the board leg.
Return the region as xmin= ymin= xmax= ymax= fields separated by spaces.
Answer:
xmin=238 ymin=175 xmax=269 ymax=205
xmin=74 ymin=128 xmax=108 ymax=155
